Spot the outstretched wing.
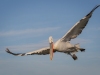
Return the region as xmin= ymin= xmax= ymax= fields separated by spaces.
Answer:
xmin=6 ymin=47 xmax=55 ymax=56
xmin=61 ymin=5 xmax=100 ymax=42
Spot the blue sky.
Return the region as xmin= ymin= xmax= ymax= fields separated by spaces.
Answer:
xmin=0 ymin=0 xmax=100 ymax=75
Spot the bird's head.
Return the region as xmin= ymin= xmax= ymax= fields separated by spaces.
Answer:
xmin=49 ymin=36 xmax=53 ymax=43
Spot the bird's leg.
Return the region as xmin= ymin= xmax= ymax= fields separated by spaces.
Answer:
xmin=69 ymin=52 xmax=78 ymax=60
xmin=72 ymin=54 xmax=78 ymax=60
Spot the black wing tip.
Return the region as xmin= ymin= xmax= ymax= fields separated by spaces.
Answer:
xmin=86 ymin=4 xmax=100 ymax=17
xmin=6 ymin=48 xmax=11 ymax=53
xmin=92 ymin=4 xmax=100 ymax=10
xmin=94 ymin=4 xmax=100 ymax=9
xmin=5 ymin=48 xmax=26 ymax=56
xmin=5 ymin=48 xmax=14 ymax=54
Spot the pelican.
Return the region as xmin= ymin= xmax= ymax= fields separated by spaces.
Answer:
xmin=6 ymin=5 xmax=100 ymax=60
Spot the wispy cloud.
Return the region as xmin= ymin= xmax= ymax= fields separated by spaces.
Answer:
xmin=71 ymin=38 xmax=92 ymax=44
xmin=4 ymin=39 xmax=49 ymax=52
xmin=0 ymin=27 xmax=60 ymax=37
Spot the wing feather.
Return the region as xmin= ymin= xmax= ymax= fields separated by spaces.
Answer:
xmin=26 ymin=47 xmax=50 ymax=55
xmin=61 ymin=5 xmax=100 ymax=42
xmin=5 ymin=47 xmax=55 ymax=56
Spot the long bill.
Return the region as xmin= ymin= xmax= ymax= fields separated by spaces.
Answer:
xmin=50 ymin=42 xmax=54 ymax=60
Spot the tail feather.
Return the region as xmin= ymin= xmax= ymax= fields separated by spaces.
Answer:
xmin=74 ymin=43 xmax=85 ymax=52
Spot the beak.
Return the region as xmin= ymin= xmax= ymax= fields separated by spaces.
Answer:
xmin=50 ymin=42 xmax=54 ymax=60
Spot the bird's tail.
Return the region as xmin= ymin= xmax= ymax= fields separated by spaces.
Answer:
xmin=74 ymin=43 xmax=85 ymax=52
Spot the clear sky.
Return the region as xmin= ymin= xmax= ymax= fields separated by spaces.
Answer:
xmin=0 ymin=0 xmax=100 ymax=75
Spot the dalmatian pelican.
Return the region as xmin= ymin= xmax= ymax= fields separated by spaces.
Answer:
xmin=6 ymin=5 xmax=100 ymax=60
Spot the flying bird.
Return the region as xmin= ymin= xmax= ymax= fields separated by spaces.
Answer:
xmin=6 ymin=5 xmax=100 ymax=60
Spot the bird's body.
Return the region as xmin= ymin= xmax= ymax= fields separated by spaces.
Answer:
xmin=6 ymin=5 xmax=100 ymax=60
xmin=54 ymin=40 xmax=74 ymax=52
